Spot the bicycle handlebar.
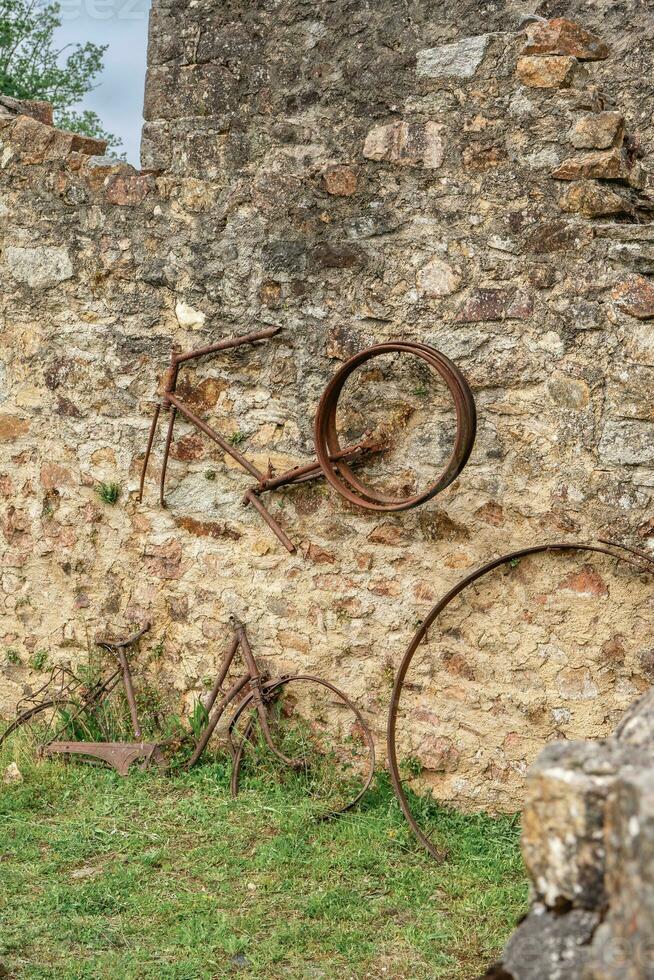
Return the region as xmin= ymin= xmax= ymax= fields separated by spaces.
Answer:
xmin=97 ymin=622 xmax=151 ymax=652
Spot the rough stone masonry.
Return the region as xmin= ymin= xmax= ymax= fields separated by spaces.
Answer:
xmin=485 ymin=687 xmax=654 ymax=978
xmin=1 ymin=1 xmax=654 ymax=811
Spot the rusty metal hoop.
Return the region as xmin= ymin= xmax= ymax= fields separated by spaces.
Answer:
xmin=387 ymin=540 xmax=654 ymax=861
xmin=227 ymin=673 xmax=376 ymax=819
xmin=0 ymin=696 xmax=83 ymax=751
xmin=314 ymin=341 xmax=477 ymax=512
xmin=0 ymin=664 xmax=123 ymax=758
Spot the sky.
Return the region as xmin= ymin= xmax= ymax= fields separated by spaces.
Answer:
xmin=54 ymin=0 xmax=152 ymax=165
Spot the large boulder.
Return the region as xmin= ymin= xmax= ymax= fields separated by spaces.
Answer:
xmin=486 ymin=689 xmax=654 ymax=979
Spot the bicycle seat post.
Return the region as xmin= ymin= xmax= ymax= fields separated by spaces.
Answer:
xmin=97 ymin=624 xmax=150 ymax=741
xmin=118 ymin=649 xmax=142 ymax=740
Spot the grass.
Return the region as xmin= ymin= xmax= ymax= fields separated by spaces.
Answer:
xmin=0 ymin=750 xmax=527 ymax=979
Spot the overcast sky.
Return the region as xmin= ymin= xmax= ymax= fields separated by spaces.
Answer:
xmin=55 ymin=0 xmax=151 ymax=165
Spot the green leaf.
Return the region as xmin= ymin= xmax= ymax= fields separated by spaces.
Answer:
xmin=0 ymin=0 xmax=119 ymax=147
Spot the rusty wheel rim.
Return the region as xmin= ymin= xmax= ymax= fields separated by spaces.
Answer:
xmin=229 ymin=674 xmax=376 ymax=818
xmin=387 ymin=540 xmax=654 ymax=861
xmin=314 ymin=341 xmax=477 ymax=512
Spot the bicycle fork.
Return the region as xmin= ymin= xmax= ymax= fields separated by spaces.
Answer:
xmin=238 ymin=629 xmax=303 ymax=771
xmin=186 ymin=622 xmax=304 ymax=772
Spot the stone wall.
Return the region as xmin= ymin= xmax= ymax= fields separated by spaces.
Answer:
xmin=485 ymin=687 xmax=654 ymax=978
xmin=1 ymin=1 xmax=654 ymax=810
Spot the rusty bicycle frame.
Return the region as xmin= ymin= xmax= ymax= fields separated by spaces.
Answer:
xmin=386 ymin=538 xmax=654 ymax=861
xmin=43 ymin=623 xmax=169 ymax=775
xmin=137 ymin=327 xmax=381 ymax=553
xmin=0 ymin=623 xmax=167 ymax=776
xmin=138 ymin=331 xmax=477 ymax=552
xmin=1 ymin=619 xmax=375 ymax=815
xmin=185 ymin=616 xmax=376 ymax=816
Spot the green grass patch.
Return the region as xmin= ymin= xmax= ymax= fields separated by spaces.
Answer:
xmin=0 ymin=750 xmax=527 ymax=979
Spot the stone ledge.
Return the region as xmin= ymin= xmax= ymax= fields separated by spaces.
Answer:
xmin=0 ymin=108 xmax=162 ymax=210
xmin=0 ymin=110 xmax=108 ymax=164
xmin=0 ymin=94 xmax=54 ymax=126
